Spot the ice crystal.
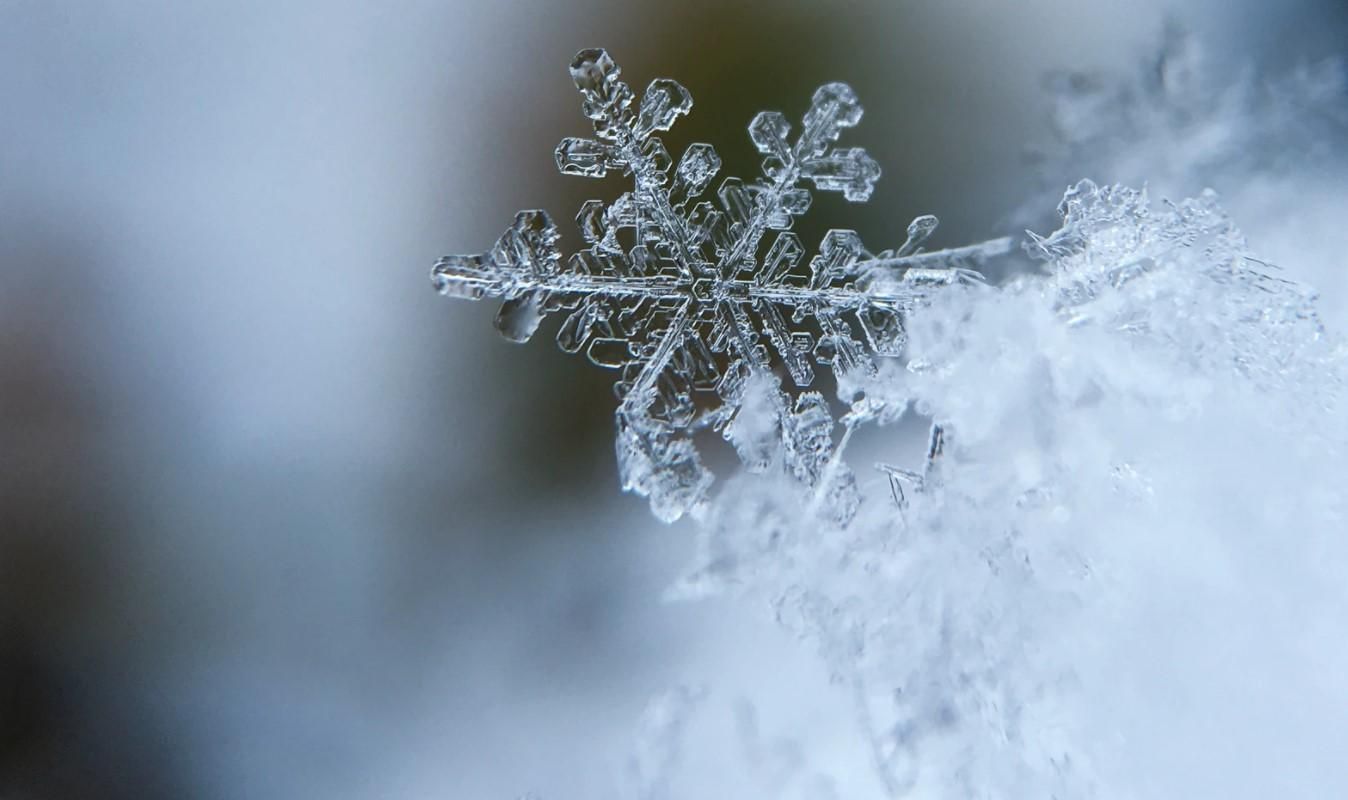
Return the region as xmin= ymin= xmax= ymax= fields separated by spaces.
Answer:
xmin=1029 ymin=27 xmax=1348 ymax=327
xmin=433 ymin=48 xmax=1011 ymax=521
xmin=682 ymin=180 xmax=1348 ymax=797
xmin=1027 ymin=180 xmax=1336 ymax=403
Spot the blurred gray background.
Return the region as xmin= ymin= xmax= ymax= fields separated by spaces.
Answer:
xmin=2 ymin=1 xmax=1346 ymax=798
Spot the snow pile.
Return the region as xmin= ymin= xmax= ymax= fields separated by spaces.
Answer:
xmin=684 ymin=181 xmax=1348 ymax=797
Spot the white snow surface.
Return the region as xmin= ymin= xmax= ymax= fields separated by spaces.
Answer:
xmin=678 ymin=179 xmax=1348 ymax=798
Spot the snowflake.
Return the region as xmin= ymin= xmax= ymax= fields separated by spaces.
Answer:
xmin=433 ymin=48 xmax=1011 ymax=521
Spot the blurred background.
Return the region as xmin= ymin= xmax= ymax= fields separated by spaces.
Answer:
xmin=1 ymin=1 xmax=1345 ymax=798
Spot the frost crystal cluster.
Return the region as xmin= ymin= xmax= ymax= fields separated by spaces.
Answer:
xmin=1030 ymin=29 xmax=1348 ymax=325
xmin=682 ymin=180 xmax=1346 ymax=797
xmin=433 ymin=48 xmax=1009 ymax=522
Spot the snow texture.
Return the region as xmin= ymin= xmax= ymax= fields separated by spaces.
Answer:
xmin=433 ymin=40 xmax=1348 ymax=800
xmin=680 ymin=180 xmax=1347 ymax=797
xmin=433 ymin=48 xmax=1011 ymax=523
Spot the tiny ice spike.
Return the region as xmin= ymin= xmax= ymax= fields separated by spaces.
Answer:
xmin=433 ymin=48 xmax=1012 ymax=521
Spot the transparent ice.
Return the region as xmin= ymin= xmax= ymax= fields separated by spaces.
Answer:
xmin=433 ymin=48 xmax=1011 ymax=522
